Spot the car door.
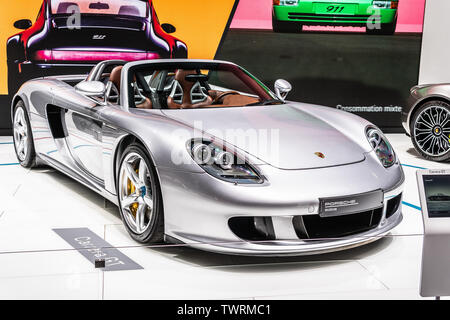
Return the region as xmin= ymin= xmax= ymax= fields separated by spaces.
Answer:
xmin=49 ymin=83 xmax=106 ymax=182
xmin=64 ymin=108 xmax=104 ymax=181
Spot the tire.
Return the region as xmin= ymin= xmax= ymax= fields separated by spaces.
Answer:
xmin=117 ymin=143 xmax=164 ymax=244
xmin=13 ymin=100 xmax=37 ymax=168
xmin=366 ymin=16 xmax=397 ymax=35
xmin=272 ymin=14 xmax=302 ymax=33
xmin=411 ymin=100 xmax=450 ymax=162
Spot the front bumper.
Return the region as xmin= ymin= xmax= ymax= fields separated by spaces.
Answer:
xmin=172 ymin=210 xmax=402 ymax=256
xmin=160 ymin=153 xmax=404 ymax=256
xmin=274 ymin=4 xmax=397 ymax=26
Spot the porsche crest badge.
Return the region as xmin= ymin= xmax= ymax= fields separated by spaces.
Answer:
xmin=315 ymin=152 xmax=325 ymax=159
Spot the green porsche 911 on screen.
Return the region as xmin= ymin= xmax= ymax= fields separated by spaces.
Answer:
xmin=273 ymin=0 xmax=399 ymax=34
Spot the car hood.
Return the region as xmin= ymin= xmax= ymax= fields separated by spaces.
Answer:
xmin=161 ymin=104 xmax=366 ymax=170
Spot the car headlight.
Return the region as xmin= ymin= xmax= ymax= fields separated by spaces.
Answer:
xmin=372 ymin=1 xmax=398 ymax=9
xmin=366 ymin=127 xmax=396 ymax=168
xmin=189 ymin=139 xmax=263 ymax=184
xmin=273 ymin=0 xmax=299 ymax=6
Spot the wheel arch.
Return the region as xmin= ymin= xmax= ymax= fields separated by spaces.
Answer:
xmin=10 ymin=94 xmax=29 ymax=124
xmin=112 ymin=134 xmax=164 ymax=201
xmin=408 ymin=95 xmax=450 ymax=132
xmin=112 ymin=133 xmax=166 ymax=236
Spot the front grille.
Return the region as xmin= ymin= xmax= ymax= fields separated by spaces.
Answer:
xmin=288 ymin=13 xmax=380 ymax=24
xmin=294 ymin=208 xmax=383 ymax=240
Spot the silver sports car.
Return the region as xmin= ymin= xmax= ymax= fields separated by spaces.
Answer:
xmin=403 ymin=84 xmax=450 ymax=162
xmin=12 ymin=59 xmax=404 ymax=256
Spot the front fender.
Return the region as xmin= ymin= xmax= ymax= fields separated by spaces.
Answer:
xmin=290 ymin=102 xmax=374 ymax=153
xmin=99 ymin=108 xmax=205 ymax=174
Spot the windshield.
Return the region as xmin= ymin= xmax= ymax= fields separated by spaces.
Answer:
xmin=127 ymin=63 xmax=281 ymax=110
xmin=50 ymin=0 xmax=149 ymax=18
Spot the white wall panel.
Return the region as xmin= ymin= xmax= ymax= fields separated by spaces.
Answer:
xmin=419 ymin=0 xmax=450 ymax=85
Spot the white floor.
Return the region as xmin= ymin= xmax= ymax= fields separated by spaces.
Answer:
xmin=0 ymin=134 xmax=447 ymax=300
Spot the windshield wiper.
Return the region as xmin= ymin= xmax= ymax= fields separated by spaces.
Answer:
xmin=245 ymin=99 xmax=284 ymax=107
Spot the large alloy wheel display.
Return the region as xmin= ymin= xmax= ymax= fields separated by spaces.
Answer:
xmin=13 ymin=101 xmax=36 ymax=168
xmin=118 ymin=144 xmax=164 ymax=244
xmin=412 ymin=101 xmax=450 ymax=162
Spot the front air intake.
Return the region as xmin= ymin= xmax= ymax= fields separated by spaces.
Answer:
xmin=386 ymin=193 xmax=402 ymax=219
xmin=293 ymin=208 xmax=383 ymax=240
xmin=228 ymin=217 xmax=276 ymax=241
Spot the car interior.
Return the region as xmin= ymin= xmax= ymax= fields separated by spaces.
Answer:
xmin=82 ymin=61 xmax=280 ymax=109
xmin=103 ymin=65 xmax=278 ymax=109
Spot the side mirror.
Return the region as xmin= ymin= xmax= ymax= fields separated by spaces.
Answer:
xmin=75 ymin=81 xmax=106 ymax=97
xmin=274 ymin=79 xmax=292 ymax=102
xmin=14 ymin=19 xmax=32 ymax=30
xmin=161 ymin=23 xmax=176 ymax=34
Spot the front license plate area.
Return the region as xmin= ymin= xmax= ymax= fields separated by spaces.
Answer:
xmin=319 ymin=190 xmax=384 ymax=218
xmin=315 ymin=3 xmax=357 ymax=15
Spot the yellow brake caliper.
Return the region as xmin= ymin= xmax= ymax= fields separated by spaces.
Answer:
xmin=127 ymin=167 xmax=140 ymax=217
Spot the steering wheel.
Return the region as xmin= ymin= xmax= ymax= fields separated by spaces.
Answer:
xmin=214 ymin=91 xmax=241 ymax=104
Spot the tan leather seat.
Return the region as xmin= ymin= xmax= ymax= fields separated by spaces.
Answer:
xmin=221 ymin=94 xmax=260 ymax=106
xmin=167 ymin=70 xmax=213 ymax=109
xmin=108 ymin=66 xmax=152 ymax=109
xmin=208 ymin=89 xmax=259 ymax=107
xmin=110 ymin=66 xmax=123 ymax=91
xmin=136 ymin=97 xmax=153 ymax=109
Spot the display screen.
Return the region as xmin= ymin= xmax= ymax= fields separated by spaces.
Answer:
xmin=218 ymin=0 xmax=426 ymax=130
xmin=423 ymin=175 xmax=450 ymax=218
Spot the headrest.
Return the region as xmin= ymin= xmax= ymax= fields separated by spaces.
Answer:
xmin=174 ymin=69 xmax=198 ymax=88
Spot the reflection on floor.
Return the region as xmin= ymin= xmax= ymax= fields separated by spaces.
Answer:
xmin=0 ymin=134 xmax=447 ymax=300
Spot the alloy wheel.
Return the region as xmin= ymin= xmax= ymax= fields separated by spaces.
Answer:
xmin=13 ymin=107 xmax=29 ymax=161
xmin=414 ymin=106 xmax=450 ymax=157
xmin=118 ymin=152 xmax=155 ymax=235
